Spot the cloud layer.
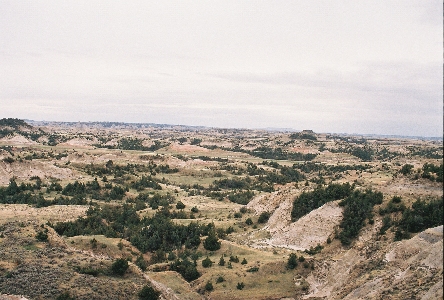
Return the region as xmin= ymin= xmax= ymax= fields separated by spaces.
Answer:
xmin=0 ymin=0 xmax=442 ymax=136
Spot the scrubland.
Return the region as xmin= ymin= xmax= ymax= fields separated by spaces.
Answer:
xmin=0 ymin=119 xmax=442 ymax=299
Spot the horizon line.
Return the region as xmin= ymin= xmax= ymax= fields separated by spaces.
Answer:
xmin=21 ymin=118 xmax=443 ymax=141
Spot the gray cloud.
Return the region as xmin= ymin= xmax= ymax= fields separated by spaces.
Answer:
xmin=0 ymin=0 xmax=442 ymax=137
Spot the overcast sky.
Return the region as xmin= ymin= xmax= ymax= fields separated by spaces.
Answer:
xmin=0 ymin=1 xmax=442 ymax=136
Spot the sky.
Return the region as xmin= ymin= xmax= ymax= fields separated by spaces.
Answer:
xmin=0 ymin=1 xmax=442 ymax=137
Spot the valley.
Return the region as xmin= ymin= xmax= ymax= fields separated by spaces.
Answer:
xmin=0 ymin=118 xmax=442 ymax=300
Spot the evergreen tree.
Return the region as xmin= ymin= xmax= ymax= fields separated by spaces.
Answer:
xmin=287 ymin=253 xmax=298 ymax=269
xmin=111 ymin=258 xmax=129 ymax=276
xmin=138 ymin=285 xmax=160 ymax=300
xmin=203 ymin=229 xmax=221 ymax=251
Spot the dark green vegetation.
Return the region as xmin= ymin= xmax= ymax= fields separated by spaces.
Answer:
xmin=203 ymin=228 xmax=221 ymax=251
xmin=0 ymin=118 xmax=31 ymax=128
xmin=395 ymin=197 xmax=443 ymax=240
xmin=94 ymin=137 xmax=170 ymax=152
xmin=327 ymin=144 xmax=374 ymax=161
xmin=169 ymin=258 xmax=200 ymax=282
xmin=52 ymin=205 xmax=224 ymax=282
xmin=111 ymin=258 xmax=129 ymax=276
xmin=377 ymin=195 xmax=443 ymax=240
xmin=0 ymin=118 xmax=44 ymax=142
xmin=53 ymin=205 xmax=220 ymax=254
xmin=36 ymin=228 xmax=49 ymax=242
xmin=399 ymin=162 xmax=443 ymax=182
xmin=287 ymin=253 xmax=298 ymax=269
xmin=421 ymin=163 xmax=443 ymax=182
xmin=290 ymin=132 xmax=317 ymax=141
xmin=138 ymin=285 xmax=160 ymax=300
xmin=304 ymin=244 xmax=324 ymax=255
xmin=291 ymin=183 xmax=354 ymax=221
xmin=202 ymin=144 xmax=317 ymax=161
xmin=258 ymin=211 xmax=271 ymax=224
xmin=338 ymin=190 xmax=383 ymax=245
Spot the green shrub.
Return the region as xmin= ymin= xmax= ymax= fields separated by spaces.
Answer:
xmin=56 ymin=292 xmax=75 ymax=300
xmin=203 ymin=230 xmax=220 ymax=251
xmin=202 ymin=256 xmax=213 ymax=268
xmin=396 ymin=197 xmax=443 ymax=239
xmin=36 ymin=230 xmax=48 ymax=242
xmin=291 ymin=183 xmax=354 ymax=221
xmin=136 ymin=254 xmax=148 ymax=271
xmin=229 ymin=255 xmax=239 ymax=263
xmin=258 ymin=211 xmax=271 ymax=224
xmin=287 ymin=253 xmax=298 ymax=269
xmin=169 ymin=258 xmax=200 ymax=282
xmin=90 ymin=238 xmax=98 ymax=249
xmin=176 ymin=201 xmax=185 ymax=209
xmin=138 ymin=285 xmax=160 ymax=300
xmin=338 ymin=189 xmax=383 ymax=245
xmin=111 ymin=258 xmax=129 ymax=276
xmin=304 ymin=244 xmax=323 ymax=255
xmin=168 ymin=252 xmax=176 ymax=261
xmin=379 ymin=216 xmax=392 ymax=235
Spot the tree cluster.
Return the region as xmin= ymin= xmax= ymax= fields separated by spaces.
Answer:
xmin=395 ymin=197 xmax=443 ymax=240
xmin=291 ymin=183 xmax=354 ymax=221
xmin=338 ymin=189 xmax=383 ymax=245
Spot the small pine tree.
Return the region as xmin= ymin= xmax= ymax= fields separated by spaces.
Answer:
xmin=111 ymin=258 xmax=129 ymax=276
xmin=258 ymin=212 xmax=271 ymax=224
xmin=203 ymin=229 xmax=221 ymax=251
xmin=135 ymin=254 xmax=147 ymax=271
xmin=287 ymin=253 xmax=298 ymax=269
xmin=168 ymin=252 xmax=176 ymax=261
xmin=202 ymin=256 xmax=213 ymax=268
xmin=218 ymin=256 xmax=225 ymax=266
xmin=176 ymin=201 xmax=185 ymax=209
xmin=138 ymin=285 xmax=160 ymax=300
xmin=36 ymin=230 xmax=48 ymax=242
xmin=241 ymin=258 xmax=247 ymax=265
xmin=90 ymin=238 xmax=98 ymax=249
xmin=204 ymin=281 xmax=214 ymax=291
xmin=229 ymin=255 xmax=239 ymax=263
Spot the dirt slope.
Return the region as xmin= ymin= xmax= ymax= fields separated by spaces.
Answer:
xmin=247 ymin=186 xmax=342 ymax=251
xmin=0 ymin=160 xmax=75 ymax=185
xmin=304 ymin=225 xmax=443 ymax=299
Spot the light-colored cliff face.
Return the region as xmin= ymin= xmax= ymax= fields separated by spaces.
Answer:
xmin=249 ymin=195 xmax=343 ymax=251
xmin=303 ymin=226 xmax=443 ymax=300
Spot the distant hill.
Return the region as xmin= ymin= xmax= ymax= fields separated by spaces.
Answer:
xmin=0 ymin=118 xmax=32 ymax=130
xmin=0 ymin=118 xmax=43 ymax=141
